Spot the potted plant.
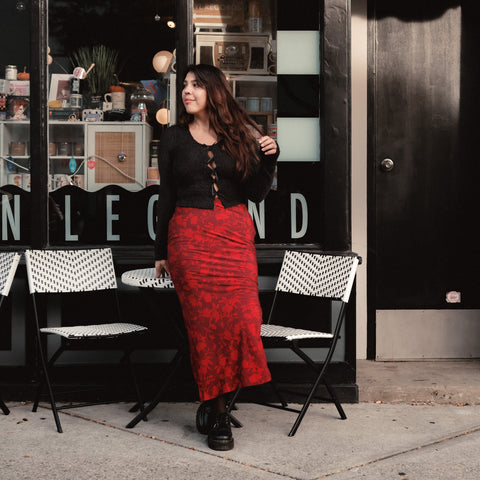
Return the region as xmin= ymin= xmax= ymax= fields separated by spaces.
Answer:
xmin=71 ymin=45 xmax=119 ymax=108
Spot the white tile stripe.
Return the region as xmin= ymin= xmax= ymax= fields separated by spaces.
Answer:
xmin=277 ymin=31 xmax=320 ymax=75
xmin=277 ymin=118 xmax=320 ymax=162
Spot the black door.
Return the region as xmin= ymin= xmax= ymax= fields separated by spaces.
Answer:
xmin=368 ymin=1 xmax=480 ymax=354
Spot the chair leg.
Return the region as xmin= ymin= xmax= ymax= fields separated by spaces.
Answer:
xmin=267 ymin=380 xmax=289 ymax=408
xmin=288 ymin=373 xmax=323 ymax=437
xmin=32 ymin=345 xmax=64 ymax=413
xmin=121 ymin=350 xmax=145 ymax=417
xmin=226 ymin=390 xmax=243 ymax=428
xmin=288 ymin=344 xmax=346 ymax=437
xmin=1 ymin=397 xmax=10 ymax=415
xmin=323 ymin=378 xmax=346 ymax=420
xmin=34 ymin=340 xmax=63 ymax=433
xmin=126 ymin=347 xmax=186 ymax=428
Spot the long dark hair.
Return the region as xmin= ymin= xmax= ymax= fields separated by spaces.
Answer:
xmin=178 ymin=64 xmax=262 ymax=180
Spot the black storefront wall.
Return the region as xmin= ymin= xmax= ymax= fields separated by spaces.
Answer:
xmin=1 ymin=0 xmax=354 ymax=401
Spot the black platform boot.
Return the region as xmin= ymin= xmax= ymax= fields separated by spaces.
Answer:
xmin=196 ymin=400 xmax=216 ymax=434
xmin=207 ymin=412 xmax=234 ymax=451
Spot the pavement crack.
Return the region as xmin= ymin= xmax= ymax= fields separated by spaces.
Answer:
xmin=312 ymin=424 xmax=480 ymax=478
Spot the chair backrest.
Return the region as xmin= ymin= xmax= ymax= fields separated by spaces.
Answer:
xmin=0 ymin=252 xmax=21 ymax=302
xmin=24 ymin=248 xmax=117 ymax=294
xmin=275 ymin=251 xmax=359 ymax=303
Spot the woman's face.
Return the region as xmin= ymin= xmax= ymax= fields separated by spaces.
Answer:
xmin=182 ymin=71 xmax=208 ymax=116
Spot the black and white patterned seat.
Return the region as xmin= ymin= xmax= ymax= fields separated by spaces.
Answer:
xmin=233 ymin=250 xmax=360 ymax=437
xmin=0 ymin=251 xmax=22 ymax=416
xmin=25 ymin=248 xmax=147 ymax=433
xmin=261 ymin=251 xmax=358 ymax=343
xmin=260 ymin=324 xmax=333 ymax=340
xmin=41 ymin=323 xmax=147 ymax=339
xmin=121 ymin=268 xmax=174 ymax=289
xmin=0 ymin=252 xmax=21 ymax=298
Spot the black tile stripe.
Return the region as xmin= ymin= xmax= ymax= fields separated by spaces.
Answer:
xmin=277 ymin=0 xmax=320 ymax=31
xmin=277 ymin=74 xmax=320 ymax=117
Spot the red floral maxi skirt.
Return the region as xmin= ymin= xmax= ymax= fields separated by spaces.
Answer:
xmin=167 ymin=198 xmax=271 ymax=401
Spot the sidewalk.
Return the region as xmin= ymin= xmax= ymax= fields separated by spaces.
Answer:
xmin=2 ymin=360 xmax=480 ymax=480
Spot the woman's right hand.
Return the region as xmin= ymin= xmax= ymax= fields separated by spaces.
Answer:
xmin=155 ymin=259 xmax=170 ymax=278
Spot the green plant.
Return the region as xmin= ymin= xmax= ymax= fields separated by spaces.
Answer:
xmin=71 ymin=45 xmax=119 ymax=94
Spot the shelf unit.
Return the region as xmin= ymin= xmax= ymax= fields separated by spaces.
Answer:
xmin=229 ymin=74 xmax=277 ymax=134
xmin=0 ymin=120 xmax=152 ymax=192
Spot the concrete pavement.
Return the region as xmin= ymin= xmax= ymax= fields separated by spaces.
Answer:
xmin=2 ymin=360 xmax=480 ymax=480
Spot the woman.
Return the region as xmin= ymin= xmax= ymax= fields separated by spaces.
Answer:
xmin=154 ymin=64 xmax=279 ymax=451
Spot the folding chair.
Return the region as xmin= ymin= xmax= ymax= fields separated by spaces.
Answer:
xmin=25 ymin=248 xmax=147 ymax=433
xmin=238 ymin=250 xmax=360 ymax=436
xmin=0 ymin=252 xmax=22 ymax=415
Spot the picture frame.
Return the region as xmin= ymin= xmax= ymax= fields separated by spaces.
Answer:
xmin=49 ymin=74 xmax=73 ymax=104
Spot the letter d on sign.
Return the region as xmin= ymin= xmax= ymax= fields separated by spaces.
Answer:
xmin=291 ymin=193 xmax=308 ymax=239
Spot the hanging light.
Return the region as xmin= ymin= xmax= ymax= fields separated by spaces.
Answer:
xmin=167 ymin=20 xmax=176 ymax=29
xmin=156 ymin=108 xmax=170 ymax=125
xmin=152 ymin=50 xmax=173 ymax=74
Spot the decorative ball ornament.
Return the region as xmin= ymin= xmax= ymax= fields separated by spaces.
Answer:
xmin=69 ymin=157 xmax=77 ymax=173
xmin=152 ymin=51 xmax=173 ymax=73
xmin=156 ymin=108 xmax=170 ymax=125
xmin=117 ymin=152 xmax=127 ymax=162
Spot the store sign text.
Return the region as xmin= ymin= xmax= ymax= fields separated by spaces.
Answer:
xmin=1 ymin=193 xmax=309 ymax=242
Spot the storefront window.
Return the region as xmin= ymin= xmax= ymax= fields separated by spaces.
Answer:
xmin=187 ymin=1 xmax=322 ymax=244
xmin=1 ymin=0 xmax=323 ymax=249
xmin=46 ymin=0 xmax=176 ymax=245
xmin=0 ymin=1 xmax=31 ymax=245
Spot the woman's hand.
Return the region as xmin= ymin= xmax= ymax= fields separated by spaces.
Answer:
xmin=258 ymin=136 xmax=278 ymax=156
xmin=155 ymin=259 xmax=170 ymax=278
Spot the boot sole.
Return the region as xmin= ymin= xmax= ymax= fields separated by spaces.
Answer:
xmin=208 ymin=437 xmax=234 ymax=451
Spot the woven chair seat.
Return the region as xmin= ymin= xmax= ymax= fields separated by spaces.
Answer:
xmin=261 ymin=324 xmax=333 ymax=341
xmin=40 ymin=323 xmax=147 ymax=339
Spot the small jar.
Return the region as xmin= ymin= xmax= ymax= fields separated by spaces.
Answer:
xmin=9 ymin=141 xmax=26 ymax=156
xmin=236 ymin=97 xmax=247 ymax=109
xmin=5 ymin=65 xmax=18 ymax=81
xmin=261 ymin=97 xmax=272 ymax=112
xmin=49 ymin=142 xmax=58 ymax=156
xmin=57 ymin=141 xmax=72 ymax=156
xmin=267 ymin=123 xmax=277 ymax=139
xmin=246 ymin=97 xmax=260 ymax=112
xmin=73 ymin=143 xmax=84 ymax=156
xmin=248 ymin=1 xmax=263 ymax=33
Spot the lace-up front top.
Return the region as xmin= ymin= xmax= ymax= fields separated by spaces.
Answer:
xmin=154 ymin=125 xmax=279 ymax=260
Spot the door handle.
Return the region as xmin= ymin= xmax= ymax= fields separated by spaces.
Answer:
xmin=380 ymin=158 xmax=394 ymax=172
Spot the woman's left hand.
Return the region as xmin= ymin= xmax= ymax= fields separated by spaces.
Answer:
xmin=258 ymin=136 xmax=278 ymax=155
